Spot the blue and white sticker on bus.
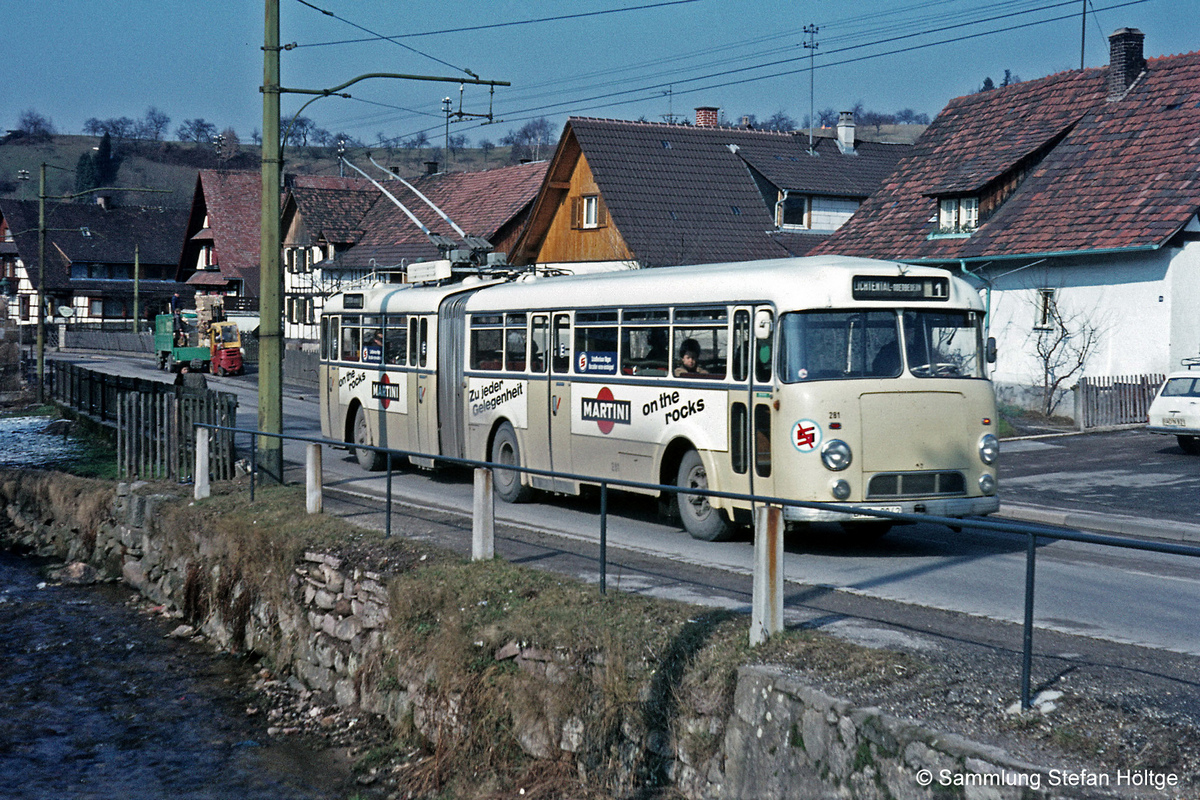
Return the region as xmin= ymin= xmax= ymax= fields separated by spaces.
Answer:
xmin=792 ymin=419 xmax=821 ymax=452
xmin=577 ymin=351 xmax=617 ymax=374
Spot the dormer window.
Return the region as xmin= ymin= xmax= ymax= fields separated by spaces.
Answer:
xmin=776 ymin=194 xmax=808 ymax=229
xmin=938 ymin=196 xmax=978 ymax=234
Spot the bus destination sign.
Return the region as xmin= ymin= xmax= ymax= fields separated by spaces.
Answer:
xmin=852 ymin=275 xmax=949 ymax=301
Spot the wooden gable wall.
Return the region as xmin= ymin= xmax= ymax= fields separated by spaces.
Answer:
xmin=532 ymin=151 xmax=635 ymax=264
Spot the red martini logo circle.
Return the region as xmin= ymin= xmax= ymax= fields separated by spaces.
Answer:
xmin=581 ymin=386 xmax=632 ymax=434
xmin=370 ymin=373 xmax=401 ymax=409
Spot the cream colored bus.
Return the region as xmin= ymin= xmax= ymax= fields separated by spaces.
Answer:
xmin=319 ymin=256 xmax=1000 ymax=541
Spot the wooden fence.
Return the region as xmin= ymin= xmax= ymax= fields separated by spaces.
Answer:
xmin=1076 ymin=374 xmax=1164 ymax=429
xmin=116 ymin=391 xmax=238 ymax=482
xmin=46 ymin=360 xmax=239 ymax=482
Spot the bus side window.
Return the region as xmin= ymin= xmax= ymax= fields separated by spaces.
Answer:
xmin=505 ymin=313 xmax=527 ymax=371
xmin=622 ymin=327 xmax=668 ymax=375
xmin=731 ymin=402 xmax=748 ymax=474
xmin=384 ymin=316 xmax=406 ymax=366
xmin=408 ymin=318 xmax=418 ymax=365
xmin=754 ymin=403 xmax=772 ymax=477
xmin=755 ymin=310 xmax=773 ymax=384
xmin=733 ymin=310 xmax=750 ymax=382
xmin=340 ymin=324 xmax=360 ymax=361
xmin=552 ymin=314 xmax=571 ymax=374
xmin=419 ymin=318 xmax=428 ymax=367
xmin=321 ymin=316 xmax=333 ymax=361
xmin=530 ymin=315 xmax=548 ymax=373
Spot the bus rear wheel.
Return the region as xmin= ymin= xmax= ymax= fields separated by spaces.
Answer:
xmin=491 ymin=422 xmax=532 ymax=503
xmin=353 ymin=405 xmax=385 ymax=471
xmin=677 ymin=449 xmax=733 ymax=541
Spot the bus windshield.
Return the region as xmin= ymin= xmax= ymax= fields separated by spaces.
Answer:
xmin=778 ymin=309 xmax=985 ymax=382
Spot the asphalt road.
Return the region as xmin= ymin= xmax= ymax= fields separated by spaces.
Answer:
xmin=57 ymin=352 xmax=1200 ymax=657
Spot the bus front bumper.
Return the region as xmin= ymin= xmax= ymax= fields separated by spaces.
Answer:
xmin=782 ymin=496 xmax=1001 ymax=524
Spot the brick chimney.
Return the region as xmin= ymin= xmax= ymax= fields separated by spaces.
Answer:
xmin=424 ymin=160 xmax=439 ymax=175
xmin=1107 ymin=27 xmax=1145 ymax=100
xmin=694 ymin=106 xmax=719 ymax=127
xmin=836 ymin=112 xmax=856 ymax=154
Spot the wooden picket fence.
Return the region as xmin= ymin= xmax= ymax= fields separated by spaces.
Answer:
xmin=116 ymin=390 xmax=239 ymax=482
xmin=1076 ymin=374 xmax=1164 ymax=429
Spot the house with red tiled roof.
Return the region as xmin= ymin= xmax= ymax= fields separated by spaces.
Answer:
xmin=510 ymin=113 xmax=910 ymax=269
xmin=816 ymin=29 xmax=1200 ymax=414
xmin=280 ymin=161 xmax=547 ymax=341
xmin=179 ymin=170 xmax=263 ymax=301
xmin=0 ymin=198 xmax=188 ymax=327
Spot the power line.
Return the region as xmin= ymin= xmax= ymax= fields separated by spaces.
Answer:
xmin=292 ymin=0 xmax=703 ymax=48
xmin=291 ymin=0 xmax=478 ymax=77
xmin=310 ymin=0 xmax=1147 ymax=146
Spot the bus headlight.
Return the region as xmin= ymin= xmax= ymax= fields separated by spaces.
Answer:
xmin=820 ymin=439 xmax=852 ymax=471
xmin=979 ymin=433 xmax=999 ymax=465
xmin=978 ymin=474 xmax=997 ymax=495
xmin=830 ymin=479 xmax=851 ymax=500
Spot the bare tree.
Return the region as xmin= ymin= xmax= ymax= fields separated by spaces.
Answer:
xmin=177 ymin=118 xmax=217 ymax=143
xmin=17 ymin=109 xmax=56 ymax=140
xmin=138 ymin=107 xmax=171 ymax=141
xmin=1027 ymin=289 xmax=1103 ymax=416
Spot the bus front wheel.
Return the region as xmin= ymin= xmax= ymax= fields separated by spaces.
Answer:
xmin=491 ymin=422 xmax=532 ymax=503
xmin=353 ymin=405 xmax=385 ymax=471
xmin=676 ymin=450 xmax=733 ymax=541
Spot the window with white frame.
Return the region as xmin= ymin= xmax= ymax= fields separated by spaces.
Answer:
xmin=937 ymin=196 xmax=979 ymax=234
xmin=573 ymin=194 xmax=606 ymax=229
xmin=582 ymin=195 xmax=599 ymax=228
xmin=1034 ymin=288 xmax=1057 ymax=330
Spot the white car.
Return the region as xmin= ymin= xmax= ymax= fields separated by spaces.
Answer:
xmin=1147 ymin=370 xmax=1200 ymax=454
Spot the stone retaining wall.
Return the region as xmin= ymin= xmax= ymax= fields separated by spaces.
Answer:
xmin=0 ymin=475 xmax=1100 ymax=799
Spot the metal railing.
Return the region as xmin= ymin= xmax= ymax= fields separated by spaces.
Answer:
xmin=194 ymin=422 xmax=1200 ymax=712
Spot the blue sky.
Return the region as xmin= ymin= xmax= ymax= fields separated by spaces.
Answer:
xmin=6 ymin=0 xmax=1196 ymax=147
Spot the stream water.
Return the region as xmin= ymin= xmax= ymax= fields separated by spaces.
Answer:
xmin=0 ymin=417 xmax=356 ymax=799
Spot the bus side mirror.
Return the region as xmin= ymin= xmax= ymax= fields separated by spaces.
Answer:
xmin=986 ymin=336 xmax=997 ymax=364
xmin=754 ymin=309 xmax=773 ymax=340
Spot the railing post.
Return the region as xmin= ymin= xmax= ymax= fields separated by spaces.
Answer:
xmin=306 ymin=443 xmax=323 ymax=514
xmin=1021 ymin=532 xmax=1038 ymax=710
xmin=473 ymin=467 xmax=495 ymax=560
xmin=385 ymin=455 xmax=393 ymax=538
xmin=599 ymin=482 xmax=608 ymax=595
xmin=249 ymin=435 xmax=257 ymax=502
xmin=751 ymin=504 xmax=784 ymax=646
xmin=194 ymin=427 xmax=210 ymax=500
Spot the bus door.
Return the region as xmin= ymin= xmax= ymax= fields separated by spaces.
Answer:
xmin=409 ymin=315 xmax=437 ymax=467
xmin=437 ymin=294 xmax=471 ymax=459
xmin=524 ymin=314 xmax=554 ymax=486
xmin=546 ymin=312 xmax=576 ymax=491
xmin=321 ymin=315 xmax=340 ymax=439
xmin=728 ymin=306 xmax=775 ymax=512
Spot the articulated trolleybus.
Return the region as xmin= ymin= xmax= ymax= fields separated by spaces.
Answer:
xmin=319 ymin=256 xmax=1000 ymax=541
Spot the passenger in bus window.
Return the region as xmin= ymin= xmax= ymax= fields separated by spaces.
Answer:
xmin=675 ymin=338 xmax=708 ymax=376
xmin=645 ymin=328 xmax=668 ymax=363
xmin=362 ymin=330 xmax=383 ymax=364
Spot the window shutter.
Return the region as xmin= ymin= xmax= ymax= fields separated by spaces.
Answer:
xmin=571 ymin=196 xmax=582 ymax=229
xmin=596 ymin=195 xmax=608 ymax=227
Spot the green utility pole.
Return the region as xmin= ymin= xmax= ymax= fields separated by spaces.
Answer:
xmin=260 ymin=0 xmax=284 ymax=484
xmin=258 ymin=0 xmax=508 ymax=485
